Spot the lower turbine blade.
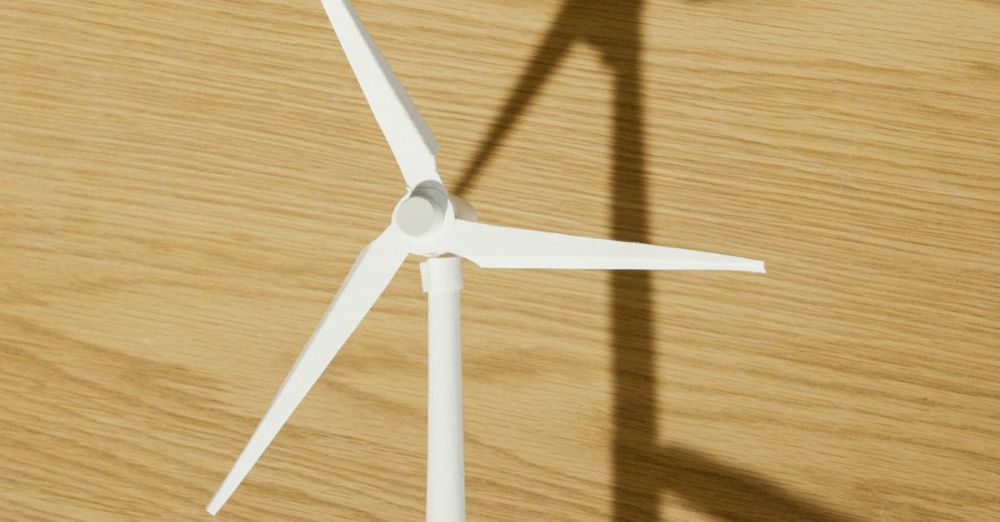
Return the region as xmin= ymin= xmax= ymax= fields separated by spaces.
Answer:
xmin=206 ymin=227 xmax=408 ymax=515
xmin=446 ymin=219 xmax=764 ymax=272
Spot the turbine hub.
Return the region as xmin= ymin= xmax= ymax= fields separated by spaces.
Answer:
xmin=392 ymin=182 xmax=451 ymax=240
xmin=396 ymin=194 xmax=442 ymax=236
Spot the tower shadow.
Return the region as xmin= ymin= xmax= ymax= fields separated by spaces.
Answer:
xmin=452 ymin=1 xmax=854 ymax=520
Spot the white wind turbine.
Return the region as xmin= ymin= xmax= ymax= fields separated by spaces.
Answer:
xmin=206 ymin=0 xmax=765 ymax=519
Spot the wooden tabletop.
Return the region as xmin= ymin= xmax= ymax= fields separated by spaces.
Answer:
xmin=2 ymin=1 xmax=998 ymax=520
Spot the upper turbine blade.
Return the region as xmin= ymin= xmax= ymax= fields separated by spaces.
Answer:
xmin=206 ymin=227 xmax=408 ymax=516
xmin=446 ymin=219 xmax=765 ymax=272
xmin=320 ymin=0 xmax=441 ymax=188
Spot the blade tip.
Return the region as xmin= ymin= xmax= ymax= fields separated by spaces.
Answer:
xmin=206 ymin=497 xmax=224 ymax=516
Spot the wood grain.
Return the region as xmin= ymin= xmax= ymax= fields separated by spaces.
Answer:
xmin=2 ymin=0 xmax=998 ymax=520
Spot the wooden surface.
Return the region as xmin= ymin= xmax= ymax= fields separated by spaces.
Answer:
xmin=2 ymin=0 xmax=999 ymax=520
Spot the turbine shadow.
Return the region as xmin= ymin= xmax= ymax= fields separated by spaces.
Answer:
xmin=453 ymin=1 xmax=855 ymax=520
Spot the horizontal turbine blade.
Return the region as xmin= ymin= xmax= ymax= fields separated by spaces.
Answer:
xmin=446 ymin=219 xmax=765 ymax=272
xmin=206 ymin=227 xmax=408 ymax=515
xmin=320 ymin=0 xmax=441 ymax=188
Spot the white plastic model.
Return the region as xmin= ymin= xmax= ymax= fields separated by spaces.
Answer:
xmin=206 ymin=1 xmax=765 ymax=520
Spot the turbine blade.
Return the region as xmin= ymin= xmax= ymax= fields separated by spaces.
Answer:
xmin=320 ymin=0 xmax=441 ymax=188
xmin=206 ymin=227 xmax=408 ymax=515
xmin=446 ymin=219 xmax=765 ymax=272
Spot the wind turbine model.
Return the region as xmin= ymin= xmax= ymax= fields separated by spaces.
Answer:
xmin=207 ymin=0 xmax=765 ymax=519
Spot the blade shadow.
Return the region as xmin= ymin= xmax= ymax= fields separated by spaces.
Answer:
xmin=454 ymin=1 xmax=855 ymax=520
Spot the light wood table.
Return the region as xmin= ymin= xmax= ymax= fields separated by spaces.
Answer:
xmin=2 ymin=1 xmax=998 ymax=520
